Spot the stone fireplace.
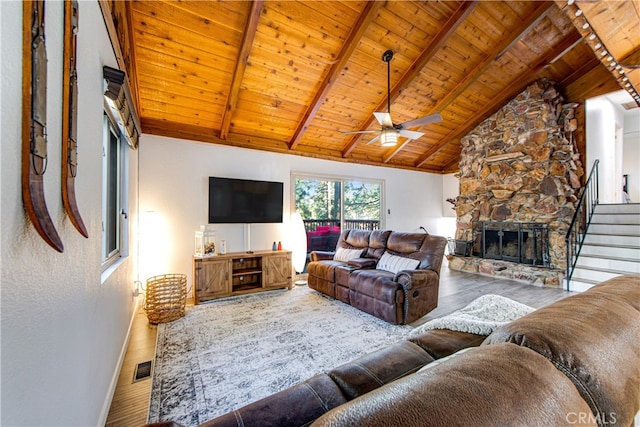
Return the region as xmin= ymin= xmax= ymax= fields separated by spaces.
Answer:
xmin=449 ymin=79 xmax=583 ymax=286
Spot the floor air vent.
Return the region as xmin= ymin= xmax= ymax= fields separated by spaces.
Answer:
xmin=133 ymin=360 xmax=153 ymax=382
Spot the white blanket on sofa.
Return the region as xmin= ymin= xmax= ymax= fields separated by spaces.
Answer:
xmin=409 ymin=294 xmax=535 ymax=337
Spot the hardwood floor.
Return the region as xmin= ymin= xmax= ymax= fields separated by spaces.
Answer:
xmin=105 ymin=305 xmax=158 ymax=427
xmin=411 ymin=261 xmax=573 ymax=327
xmin=105 ymin=262 xmax=572 ymax=425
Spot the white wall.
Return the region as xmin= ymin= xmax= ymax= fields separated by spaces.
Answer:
xmin=139 ymin=136 xmax=448 ymax=291
xmin=442 ymin=173 xmax=458 ymax=219
xmin=1 ymin=2 xmax=138 ymax=425
xmin=586 ymin=97 xmax=620 ymax=202
xmin=622 ymin=108 xmax=640 ymax=202
xmin=586 ymin=91 xmax=640 ymax=203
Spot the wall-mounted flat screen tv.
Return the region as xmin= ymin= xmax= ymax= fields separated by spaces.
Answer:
xmin=208 ymin=177 xmax=283 ymax=223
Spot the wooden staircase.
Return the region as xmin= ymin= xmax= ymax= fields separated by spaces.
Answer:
xmin=565 ymin=203 xmax=640 ymax=291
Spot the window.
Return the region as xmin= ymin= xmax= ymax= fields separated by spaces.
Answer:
xmin=102 ymin=112 xmax=129 ymax=269
xmin=343 ymin=180 xmax=383 ymax=227
xmin=293 ymin=174 xmax=383 ymax=257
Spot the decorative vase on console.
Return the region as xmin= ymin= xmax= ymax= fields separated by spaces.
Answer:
xmin=203 ymin=226 xmax=217 ymax=256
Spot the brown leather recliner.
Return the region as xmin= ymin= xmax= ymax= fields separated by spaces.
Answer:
xmin=312 ymin=343 xmax=599 ymax=427
xmin=484 ymin=274 xmax=640 ymax=427
xmin=307 ymin=229 xmax=447 ymax=324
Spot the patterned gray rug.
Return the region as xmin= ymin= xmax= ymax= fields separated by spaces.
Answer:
xmin=147 ymin=286 xmax=413 ymax=426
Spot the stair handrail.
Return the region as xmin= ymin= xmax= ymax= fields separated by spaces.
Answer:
xmin=565 ymin=159 xmax=599 ymax=291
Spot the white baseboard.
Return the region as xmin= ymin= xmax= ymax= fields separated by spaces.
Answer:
xmin=98 ymin=296 xmax=142 ymax=426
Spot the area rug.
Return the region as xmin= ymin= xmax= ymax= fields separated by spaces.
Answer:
xmin=409 ymin=294 xmax=535 ymax=337
xmin=147 ymin=286 xmax=412 ymax=426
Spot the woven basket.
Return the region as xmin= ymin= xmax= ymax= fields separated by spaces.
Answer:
xmin=144 ymin=274 xmax=187 ymax=325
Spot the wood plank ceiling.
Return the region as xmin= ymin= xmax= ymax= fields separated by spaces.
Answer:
xmin=105 ymin=0 xmax=640 ymax=174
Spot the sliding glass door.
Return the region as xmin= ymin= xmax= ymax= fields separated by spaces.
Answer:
xmin=293 ymin=174 xmax=383 ymax=265
xmin=343 ymin=180 xmax=382 ymax=230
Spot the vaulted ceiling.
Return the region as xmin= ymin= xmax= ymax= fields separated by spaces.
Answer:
xmin=103 ymin=0 xmax=640 ymax=174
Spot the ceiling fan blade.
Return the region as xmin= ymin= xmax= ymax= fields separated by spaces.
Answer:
xmin=399 ymin=113 xmax=443 ymax=129
xmin=364 ymin=135 xmax=381 ymax=145
xmin=373 ymin=112 xmax=393 ymax=127
xmin=398 ymin=129 xmax=424 ymax=140
xmin=340 ymin=130 xmax=381 ymax=135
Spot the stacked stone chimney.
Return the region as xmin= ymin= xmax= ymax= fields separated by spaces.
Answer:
xmin=451 ymin=79 xmax=583 ymax=284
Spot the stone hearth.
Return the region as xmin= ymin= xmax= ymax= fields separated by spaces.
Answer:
xmin=448 ymin=257 xmax=563 ymax=287
xmin=450 ymin=79 xmax=583 ymax=286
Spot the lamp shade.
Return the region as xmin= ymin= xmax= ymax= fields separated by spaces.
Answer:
xmin=290 ymin=211 xmax=307 ymax=274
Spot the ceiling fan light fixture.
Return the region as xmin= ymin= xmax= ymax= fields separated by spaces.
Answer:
xmin=380 ymin=129 xmax=398 ymax=147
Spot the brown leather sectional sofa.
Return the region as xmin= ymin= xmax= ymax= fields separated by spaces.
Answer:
xmin=307 ymin=229 xmax=448 ymax=324
xmin=149 ymin=274 xmax=640 ymax=427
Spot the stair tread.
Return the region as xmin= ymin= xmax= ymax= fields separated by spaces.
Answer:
xmin=579 ymin=254 xmax=640 ymax=264
xmin=587 ymin=232 xmax=640 ymax=237
xmin=593 ymin=213 xmax=640 ymax=216
xmin=590 ymin=224 xmax=640 ymax=227
xmin=582 ymin=242 xmax=640 ymax=250
xmin=566 ymin=277 xmax=601 ymax=285
xmin=573 ymin=264 xmax=634 ymax=274
xmin=595 ymin=203 xmax=640 ymax=209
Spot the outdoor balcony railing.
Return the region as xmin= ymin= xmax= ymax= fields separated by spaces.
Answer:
xmin=303 ymin=219 xmax=380 ymax=253
xmin=302 ymin=219 xmax=380 ymax=232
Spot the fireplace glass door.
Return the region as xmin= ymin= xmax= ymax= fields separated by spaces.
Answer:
xmin=472 ymin=221 xmax=549 ymax=267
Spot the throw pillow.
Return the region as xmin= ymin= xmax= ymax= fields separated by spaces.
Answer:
xmin=316 ymin=226 xmax=330 ymax=235
xmin=377 ymin=251 xmax=420 ymax=274
xmin=334 ymin=247 xmax=364 ymax=262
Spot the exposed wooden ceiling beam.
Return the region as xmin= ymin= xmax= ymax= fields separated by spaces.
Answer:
xmin=494 ymin=2 xmax=556 ymax=61
xmin=383 ymin=1 xmax=555 ymax=164
xmin=441 ymin=155 xmax=460 ymax=174
xmin=560 ymin=55 xmax=601 ymax=87
xmin=341 ymin=0 xmax=479 ymax=158
xmin=288 ymin=1 xmax=383 ymax=150
xmin=382 ymin=138 xmax=413 ymax=163
xmin=219 ymin=0 xmax=264 ymax=140
xmin=619 ymin=46 xmax=640 ymax=69
xmin=415 ymin=30 xmax=584 ymax=168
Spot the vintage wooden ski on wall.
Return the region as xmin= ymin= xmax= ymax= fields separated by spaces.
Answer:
xmin=61 ymin=0 xmax=88 ymax=238
xmin=22 ymin=0 xmax=64 ymax=252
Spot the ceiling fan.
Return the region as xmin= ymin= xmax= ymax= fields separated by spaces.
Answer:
xmin=342 ymin=50 xmax=442 ymax=147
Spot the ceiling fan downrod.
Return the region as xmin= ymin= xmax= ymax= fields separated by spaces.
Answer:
xmin=382 ymin=50 xmax=393 ymax=118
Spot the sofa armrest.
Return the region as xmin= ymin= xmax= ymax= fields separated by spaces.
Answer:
xmin=310 ymin=251 xmax=335 ymax=261
xmin=200 ymin=374 xmax=347 ymax=427
xmin=394 ymin=269 xmax=437 ymax=290
xmin=395 ymin=269 xmax=440 ymax=324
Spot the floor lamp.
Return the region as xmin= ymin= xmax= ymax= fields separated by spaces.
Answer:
xmin=291 ymin=211 xmax=308 ymax=286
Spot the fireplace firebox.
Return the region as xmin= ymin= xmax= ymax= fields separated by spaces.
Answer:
xmin=472 ymin=221 xmax=550 ymax=267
